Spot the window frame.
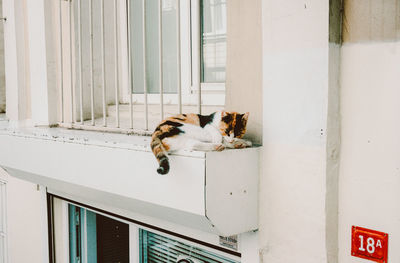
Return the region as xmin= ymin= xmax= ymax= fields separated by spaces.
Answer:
xmin=122 ymin=0 xmax=226 ymax=107
xmin=51 ymin=196 xmax=241 ymax=263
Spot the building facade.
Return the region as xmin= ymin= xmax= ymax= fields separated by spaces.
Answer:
xmin=0 ymin=0 xmax=399 ymax=262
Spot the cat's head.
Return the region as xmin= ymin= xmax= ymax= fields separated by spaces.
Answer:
xmin=220 ymin=111 xmax=249 ymax=142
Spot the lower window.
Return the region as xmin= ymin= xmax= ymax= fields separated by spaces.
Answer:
xmin=69 ymin=205 xmax=129 ymax=263
xmin=51 ymin=197 xmax=240 ymax=263
xmin=140 ymin=230 xmax=238 ymax=263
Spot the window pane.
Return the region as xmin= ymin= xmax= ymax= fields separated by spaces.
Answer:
xmin=86 ymin=211 xmax=97 ymax=263
xmin=69 ymin=206 xmax=82 ymax=263
xmin=201 ymin=0 xmax=227 ymax=83
xmin=140 ymin=230 xmax=240 ymax=263
xmin=130 ymin=0 xmax=178 ymax=94
xmin=68 ymin=204 xmax=129 ymax=263
xmin=96 ymin=213 xmax=129 ymax=263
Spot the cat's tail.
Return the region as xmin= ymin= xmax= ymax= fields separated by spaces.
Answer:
xmin=150 ymin=133 xmax=170 ymax=175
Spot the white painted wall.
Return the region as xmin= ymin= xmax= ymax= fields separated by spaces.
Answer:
xmin=260 ymin=0 xmax=335 ymax=262
xmin=225 ymin=0 xmax=262 ymax=145
xmin=0 ymin=0 xmax=5 ymax=113
xmin=0 ymin=168 xmax=48 ymax=263
xmin=338 ymin=41 xmax=400 ymax=263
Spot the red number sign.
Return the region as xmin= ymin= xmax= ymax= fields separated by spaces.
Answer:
xmin=352 ymin=226 xmax=388 ymax=263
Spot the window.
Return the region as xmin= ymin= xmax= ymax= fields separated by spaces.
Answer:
xmin=200 ymin=0 xmax=226 ymax=85
xmin=52 ymin=199 xmax=240 ymax=263
xmin=128 ymin=0 xmax=226 ymax=105
xmin=140 ymin=230 xmax=238 ymax=263
xmin=0 ymin=180 xmax=7 ymax=263
xmin=68 ymin=204 xmax=129 ymax=263
xmin=57 ymin=0 xmax=227 ymax=131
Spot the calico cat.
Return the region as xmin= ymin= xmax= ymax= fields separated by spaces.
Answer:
xmin=150 ymin=111 xmax=252 ymax=175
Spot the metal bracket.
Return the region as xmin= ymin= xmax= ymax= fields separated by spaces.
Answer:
xmin=0 ymin=17 xmax=6 ymax=22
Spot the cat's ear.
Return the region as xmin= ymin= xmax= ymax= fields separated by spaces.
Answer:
xmin=243 ymin=112 xmax=249 ymax=121
xmin=222 ymin=110 xmax=228 ymax=117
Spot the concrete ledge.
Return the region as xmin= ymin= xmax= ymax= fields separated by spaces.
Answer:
xmin=0 ymin=126 xmax=259 ymax=236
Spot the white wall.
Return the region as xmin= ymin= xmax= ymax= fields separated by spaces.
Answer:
xmin=0 ymin=0 xmax=5 ymax=113
xmin=260 ymin=0 xmax=337 ymax=262
xmin=225 ymin=0 xmax=262 ymax=145
xmin=338 ymin=1 xmax=400 ymax=262
xmin=0 ymin=168 xmax=48 ymax=263
xmin=339 ymin=41 xmax=400 ymax=263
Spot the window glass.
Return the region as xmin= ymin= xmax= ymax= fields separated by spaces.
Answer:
xmin=67 ymin=204 xmax=239 ymax=263
xmin=68 ymin=204 xmax=129 ymax=263
xmin=130 ymin=0 xmax=178 ymax=94
xmin=201 ymin=0 xmax=227 ymax=83
xmin=96 ymin=212 xmax=129 ymax=262
xmin=130 ymin=0 xmax=227 ymax=95
xmin=140 ymin=229 xmax=239 ymax=263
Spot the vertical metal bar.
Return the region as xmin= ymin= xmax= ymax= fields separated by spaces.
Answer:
xmin=142 ymin=0 xmax=148 ymax=130
xmin=59 ymin=0 xmax=64 ymax=123
xmin=191 ymin=0 xmax=201 ymax=114
xmin=127 ymin=0 xmax=133 ymax=129
xmin=101 ymin=0 xmax=107 ymax=126
xmin=78 ymin=0 xmax=83 ymax=124
xmin=69 ymin=0 xmax=74 ymax=123
xmin=89 ymin=0 xmax=95 ymax=125
xmin=197 ymin=0 xmax=201 ymax=114
xmin=158 ymin=0 xmax=164 ymax=120
xmin=176 ymin=0 xmax=182 ymax=114
xmin=114 ymin=0 xmax=120 ymax=128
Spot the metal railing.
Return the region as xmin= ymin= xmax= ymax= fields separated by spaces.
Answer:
xmin=57 ymin=0 xmax=206 ymax=135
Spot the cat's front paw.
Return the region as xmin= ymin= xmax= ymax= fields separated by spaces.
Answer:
xmin=233 ymin=139 xmax=252 ymax=149
xmin=214 ymin=144 xmax=225 ymax=151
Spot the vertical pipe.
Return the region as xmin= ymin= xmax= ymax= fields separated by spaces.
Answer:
xmin=158 ymin=0 xmax=164 ymax=120
xmin=127 ymin=0 xmax=133 ymax=128
xmin=59 ymin=0 xmax=64 ymax=123
xmin=176 ymin=0 xmax=182 ymax=114
xmin=142 ymin=0 xmax=148 ymax=130
xmin=101 ymin=0 xmax=107 ymax=126
xmin=78 ymin=0 xmax=83 ymax=124
xmin=69 ymin=0 xmax=74 ymax=123
xmin=114 ymin=0 xmax=120 ymax=128
xmin=89 ymin=0 xmax=95 ymax=125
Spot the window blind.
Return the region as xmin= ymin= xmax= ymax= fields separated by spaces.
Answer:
xmin=140 ymin=230 xmax=240 ymax=263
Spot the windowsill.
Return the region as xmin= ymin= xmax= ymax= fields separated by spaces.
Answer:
xmin=0 ymin=121 xmax=260 ymax=236
xmin=0 ymin=122 xmax=206 ymax=158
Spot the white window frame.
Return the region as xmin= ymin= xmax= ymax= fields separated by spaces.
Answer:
xmin=122 ymin=0 xmax=226 ymax=107
xmin=0 ymin=179 xmax=8 ymax=263
xmin=52 ymin=198 xmax=241 ymax=263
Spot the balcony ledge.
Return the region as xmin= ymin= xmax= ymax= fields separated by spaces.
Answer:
xmin=0 ymin=120 xmax=259 ymax=236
